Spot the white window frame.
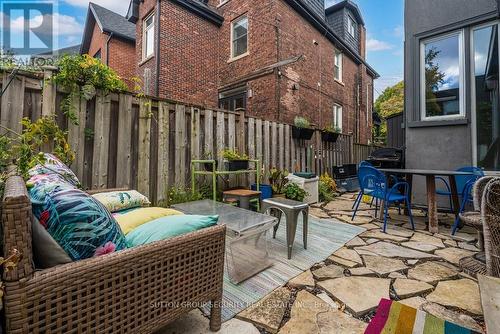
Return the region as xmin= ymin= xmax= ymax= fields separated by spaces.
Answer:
xmin=334 ymin=51 xmax=343 ymax=82
xmin=143 ymin=12 xmax=155 ymax=60
xmin=230 ymin=15 xmax=249 ymax=60
xmin=347 ymin=16 xmax=356 ymax=37
xmin=333 ymin=104 xmax=343 ymax=132
xmin=419 ymin=30 xmax=466 ymax=121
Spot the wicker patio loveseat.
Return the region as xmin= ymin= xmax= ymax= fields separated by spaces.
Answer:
xmin=1 ymin=176 xmax=226 ymax=333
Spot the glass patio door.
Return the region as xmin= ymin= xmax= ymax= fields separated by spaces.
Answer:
xmin=472 ymin=24 xmax=500 ymax=171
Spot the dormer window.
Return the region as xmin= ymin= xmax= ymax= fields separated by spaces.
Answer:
xmin=347 ymin=16 xmax=356 ymax=37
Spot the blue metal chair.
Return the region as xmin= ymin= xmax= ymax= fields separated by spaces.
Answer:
xmin=450 ymin=178 xmax=479 ymax=235
xmin=436 ymin=167 xmax=484 ymax=211
xmin=352 ymin=161 xmax=373 ymax=210
xmin=352 ymin=166 xmax=415 ymax=232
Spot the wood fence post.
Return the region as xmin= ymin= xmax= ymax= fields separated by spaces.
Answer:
xmin=41 ymin=66 xmax=57 ymax=117
xmin=138 ymin=98 xmax=151 ymax=197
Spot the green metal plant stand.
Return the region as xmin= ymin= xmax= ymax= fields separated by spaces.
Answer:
xmin=191 ymin=159 xmax=261 ymax=201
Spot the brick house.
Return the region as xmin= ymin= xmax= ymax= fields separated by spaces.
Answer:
xmin=130 ymin=0 xmax=378 ymax=144
xmin=80 ymin=3 xmax=137 ymax=89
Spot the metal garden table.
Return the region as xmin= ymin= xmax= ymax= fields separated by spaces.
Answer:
xmin=379 ymin=168 xmax=474 ymax=233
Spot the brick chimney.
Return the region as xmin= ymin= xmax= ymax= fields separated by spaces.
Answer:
xmin=359 ymin=24 xmax=366 ymax=60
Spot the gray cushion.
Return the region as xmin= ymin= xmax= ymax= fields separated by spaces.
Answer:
xmin=32 ymin=216 xmax=72 ymax=269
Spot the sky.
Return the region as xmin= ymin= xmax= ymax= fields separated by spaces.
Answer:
xmin=0 ymin=0 xmax=404 ymax=98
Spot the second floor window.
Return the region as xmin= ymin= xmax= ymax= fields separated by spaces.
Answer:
xmin=333 ymin=104 xmax=343 ymax=132
xmin=231 ymin=16 xmax=248 ymax=59
xmin=348 ymin=16 xmax=356 ymax=37
xmin=334 ymin=51 xmax=343 ymax=82
xmin=143 ymin=13 xmax=155 ymax=59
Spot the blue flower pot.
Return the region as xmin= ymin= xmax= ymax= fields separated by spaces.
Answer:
xmin=251 ymin=184 xmax=273 ymax=200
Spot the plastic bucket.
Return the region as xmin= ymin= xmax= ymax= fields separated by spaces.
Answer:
xmin=251 ymin=184 xmax=273 ymax=199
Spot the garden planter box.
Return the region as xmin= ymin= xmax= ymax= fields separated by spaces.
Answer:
xmin=291 ymin=126 xmax=315 ymax=140
xmin=226 ymin=160 xmax=249 ymax=171
xmin=321 ymin=131 xmax=339 ymax=143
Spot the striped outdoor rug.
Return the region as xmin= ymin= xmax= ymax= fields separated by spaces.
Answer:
xmin=366 ymin=299 xmax=481 ymax=334
xmin=202 ymin=216 xmax=364 ymax=322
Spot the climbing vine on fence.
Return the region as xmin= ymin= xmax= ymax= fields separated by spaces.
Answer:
xmin=51 ymin=54 xmax=128 ymax=124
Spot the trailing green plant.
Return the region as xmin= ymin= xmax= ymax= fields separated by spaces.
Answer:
xmin=294 ymin=116 xmax=311 ymax=129
xmin=269 ymin=168 xmax=289 ymax=195
xmin=0 ymin=116 xmax=74 ymax=180
xmin=51 ymin=54 xmax=128 ymax=124
xmin=221 ymin=148 xmax=249 ymax=161
xmin=284 ymin=183 xmax=307 ymax=202
xmin=323 ymin=124 xmax=341 ymax=134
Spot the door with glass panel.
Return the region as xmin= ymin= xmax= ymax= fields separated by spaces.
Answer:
xmin=472 ymin=24 xmax=500 ymax=171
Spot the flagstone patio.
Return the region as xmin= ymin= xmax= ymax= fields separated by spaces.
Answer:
xmin=157 ymin=193 xmax=486 ymax=334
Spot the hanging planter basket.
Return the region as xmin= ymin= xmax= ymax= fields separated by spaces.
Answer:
xmin=291 ymin=126 xmax=315 ymax=140
xmin=321 ymin=131 xmax=340 ymax=143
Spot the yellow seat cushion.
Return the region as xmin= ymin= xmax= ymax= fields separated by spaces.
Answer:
xmin=116 ymin=207 xmax=184 ymax=234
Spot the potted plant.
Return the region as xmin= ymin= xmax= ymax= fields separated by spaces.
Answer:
xmin=221 ymin=148 xmax=249 ymax=171
xmin=269 ymin=168 xmax=289 ymax=197
xmin=321 ymin=125 xmax=341 ymax=143
xmin=292 ymin=116 xmax=315 ymax=140
xmin=284 ymin=183 xmax=308 ymax=202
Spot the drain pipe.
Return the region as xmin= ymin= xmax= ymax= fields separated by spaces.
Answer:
xmin=105 ymin=32 xmax=114 ymax=66
xmin=154 ymin=0 xmax=161 ymax=97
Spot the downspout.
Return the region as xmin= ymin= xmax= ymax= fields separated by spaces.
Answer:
xmin=105 ymin=32 xmax=114 ymax=66
xmin=155 ymin=0 xmax=161 ymax=97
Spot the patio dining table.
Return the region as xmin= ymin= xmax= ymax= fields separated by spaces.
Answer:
xmin=378 ymin=168 xmax=475 ymax=233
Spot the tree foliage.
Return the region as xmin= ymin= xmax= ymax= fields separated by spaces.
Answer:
xmin=374 ymin=81 xmax=404 ymax=119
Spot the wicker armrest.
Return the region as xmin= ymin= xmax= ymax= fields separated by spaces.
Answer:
xmin=2 ymin=176 xmax=34 ymax=281
xmin=5 ymin=225 xmax=226 ymax=333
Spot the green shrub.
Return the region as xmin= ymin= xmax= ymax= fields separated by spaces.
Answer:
xmin=284 ymin=183 xmax=307 ymax=202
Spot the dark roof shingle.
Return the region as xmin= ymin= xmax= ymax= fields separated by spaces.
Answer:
xmin=80 ymin=2 xmax=135 ymax=54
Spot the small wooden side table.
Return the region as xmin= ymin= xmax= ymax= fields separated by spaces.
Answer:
xmin=223 ymin=189 xmax=262 ymax=210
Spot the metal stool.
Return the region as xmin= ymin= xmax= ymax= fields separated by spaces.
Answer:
xmin=261 ymin=197 xmax=309 ymax=259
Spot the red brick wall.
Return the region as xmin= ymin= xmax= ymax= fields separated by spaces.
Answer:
xmin=87 ymin=22 xmax=106 ymax=59
xmin=86 ymin=21 xmax=136 ymax=91
xmin=135 ymin=0 xmax=375 ymax=144
xmin=109 ymin=38 xmax=137 ymax=90
xmin=136 ymin=0 xmax=157 ymax=95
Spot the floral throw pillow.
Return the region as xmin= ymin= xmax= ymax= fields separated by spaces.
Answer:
xmin=92 ymin=190 xmax=151 ymax=213
xmin=27 ymin=153 xmax=80 ymax=188
xmin=33 ymin=187 xmax=127 ymax=261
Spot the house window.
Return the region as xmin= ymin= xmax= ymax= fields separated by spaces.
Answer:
xmin=219 ymin=86 xmax=247 ymax=111
xmin=333 ymin=104 xmax=343 ymax=131
xmin=472 ymin=24 xmax=500 ymax=171
xmin=94 ymin=49 xmax=101 ymax=60
xmin=143 ymin=13 xmax=155 ymax=59
xmin=347 ymin=16 xmax=356 ymax=37
xmin=334 ymin=51 xmax=343 ymax=82
xmin=420 ymin=30 xmax=465 ymax=120
xmin=231 ymin=16 xmax=248 ymax=59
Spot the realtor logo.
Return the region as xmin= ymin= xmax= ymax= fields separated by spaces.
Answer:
xmin=1 ymin=0 xmax=56 ymax=55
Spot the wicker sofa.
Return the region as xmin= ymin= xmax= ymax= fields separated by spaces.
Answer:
xmin=1 ymin=176 xmax=226 ymax=333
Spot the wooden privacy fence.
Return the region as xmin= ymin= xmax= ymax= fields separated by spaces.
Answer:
xmin=0 ymin=71 xmax=376 ymax=203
